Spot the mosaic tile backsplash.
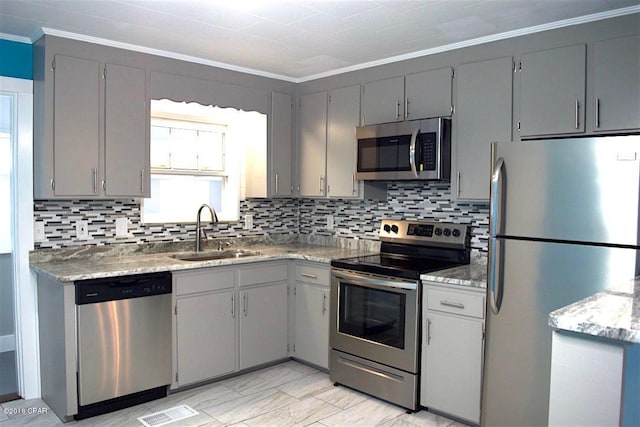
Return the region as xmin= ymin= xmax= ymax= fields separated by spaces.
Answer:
xmin=33 ymin=182 xmax=489 ymax=251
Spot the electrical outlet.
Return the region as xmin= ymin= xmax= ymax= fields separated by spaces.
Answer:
xmin=76 ymin=220 xmax=89 ymax=240
xmin=34 ymin=221 xmax=45 ymax=241
xmin=245 ymin=214 xmax=253 ymax=230
xmin=327 ymin=215 xmax=334 ymax=231
xmin=115 ymin=218 xmax=128 ymax=237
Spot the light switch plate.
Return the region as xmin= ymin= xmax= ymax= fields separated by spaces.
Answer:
xmin=34 ymin=221 xmax=45 ymax=241
xmin=245 ymin=214 xmax=253 ymax=230
xmin=115 ymin=218 xmax=128 ymax=237
xmin=76 ymin=220 xmax=89 ymax=240
xmin=327 ymin=215 xmax=334 ymax=231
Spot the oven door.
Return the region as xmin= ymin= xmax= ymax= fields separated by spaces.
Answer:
xmin=330 ymin=268 xmax=420 ymax=373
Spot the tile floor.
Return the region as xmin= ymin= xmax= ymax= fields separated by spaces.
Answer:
xmin=0 ymin=361 xmax=466 ymax=427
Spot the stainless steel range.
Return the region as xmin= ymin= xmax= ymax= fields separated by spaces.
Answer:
xmin=329 ymin=219 xmax=470 ymax=411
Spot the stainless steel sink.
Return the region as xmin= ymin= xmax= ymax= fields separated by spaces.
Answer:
xmin=170 ymin=249 xmax=260 ymax=261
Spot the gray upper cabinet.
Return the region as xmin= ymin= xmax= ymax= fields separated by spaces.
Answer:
xmin=362 ymin=76 xmax=404 ymax=124
xmin=592 ymin=35 xmax=640 ymax=133
xmin=298 ymin=91 xmax=328 ymax=197
xmin=327 ymin=85 xmax=360 ymax=198
xmin=52 ymin=54 xmax=101 ymax=197
xmin=454 ymin=57 xmax=513 ymax=201
xmin=405 ymin=67 xmax=453 ymax=120
xmin=519 ymin=44 xmax=586 ymax=137
xmin=270 ymin=92 xmax=294 ymax=197
xmin=104 ymin=63 xmax=149 ymax=197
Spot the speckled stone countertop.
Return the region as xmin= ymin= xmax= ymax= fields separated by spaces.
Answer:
xmin=548 ymin=277 xmax=640 ymax=344
xmin=30 ymin=238 xmax=376 ymax=283
xmin=420 ymin=252 xmax=487 ymax=289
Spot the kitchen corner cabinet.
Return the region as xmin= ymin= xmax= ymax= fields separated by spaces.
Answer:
xmin=293 ymin=263 xmax=330 ymax=369
xmin=421 ymin=283 xmax=485 ymax=424
xmin=269 ymin=92 xmax=294 ymax=197
xmin=34 ymin=49 xmax=149 ymax=199
xmin=518 ymin=44 xmax=586 ymax=138
xmin=453 ymin=57 xmax=513 ymax=201
xmin=362 ymin=68 xmax=453 ymax=125
xmin=592 ymin=35 xmax=640 ymax=133
xmin=298 ymin=91 xmax=328 ymax=197
xmin=327 ymin=85 xmax=360 ymax=198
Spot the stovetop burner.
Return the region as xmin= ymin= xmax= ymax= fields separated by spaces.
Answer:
xmin=331 ymin=219 xmax=471 ymax=280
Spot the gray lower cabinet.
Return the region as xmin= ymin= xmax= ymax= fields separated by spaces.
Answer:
xmin=298 ymin=91 xmax=328 ymax=197
xmin=453 ymin=57 xmax=513 ymax=201
xmin=592 ymin=34 xmax=640 ymax=133
xmin=519 ymin=44 xmax=586 ymax=138
xmin=173 ymin=262 xmax=289 ymax=388
xmin=421 ymin=283 xmax=485 ymax=424
xmin=293 ymin=263 xmax=330 ymax=369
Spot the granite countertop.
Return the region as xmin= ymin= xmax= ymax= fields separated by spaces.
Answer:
xmin=548 ymin=277 xmax=640 ymax=344
xmin=420 ymin=255 xmax=487 ymax=289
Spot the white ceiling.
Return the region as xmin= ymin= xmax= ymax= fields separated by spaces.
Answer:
xmin=1 ymin=0 xmax=639 ymax=82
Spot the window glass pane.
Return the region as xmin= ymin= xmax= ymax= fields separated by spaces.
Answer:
xmin=198 ymin=130 xmax=224 ymax=171
xmin=150 ymin=126 xmax=171 ymax=168
xmin=0 ymin=94 xmax=12 ymax=253
xmin=169 ymin=128 xmax=198 ymax=170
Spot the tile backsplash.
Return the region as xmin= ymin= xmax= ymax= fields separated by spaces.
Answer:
xmin=34 ymin=182 xmax=489 ymax=251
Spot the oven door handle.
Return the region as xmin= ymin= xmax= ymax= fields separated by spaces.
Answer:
xmin=331 ymin=269 xmax=417 ymax=291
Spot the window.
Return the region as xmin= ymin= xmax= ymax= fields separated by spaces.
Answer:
xmin=0 ymin=94 xmax=12 ymax=253
xmin=142 ymin=100 xmax=266 ymax=224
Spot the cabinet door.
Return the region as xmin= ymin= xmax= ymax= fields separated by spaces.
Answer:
xmin=53 ymin=54 xmax=100 ymax=196
xmin=239 ymin=282 xmax=288 ymax=370
xmin=421 ymin=311 xmax=483 ymax=424
xmin=299 ymin=91 xmax=327 ymax=197
xmin=362 ymin=76 xmax=404 ymax=124
xmin=454 ymin=57 xmax=512 ymax=200
xmin=327 ymin=85 xmax=360 ymax=198
xmin=519 ymin=44 xmax=586 ymax=137
xmin=176 ymin=291 xmax=236 ymax=386
xmin=104 ymin=63 xmax=148 ymax=197
xmin=270 ymin=92 xmax=293 ymax=196
xmin=405 ymin=67 xmax=452 ymax=120
xmin=593 ymin=35 xmax=640 ymax=132
xmin=294 ymin=282 xmax=329 ymax=369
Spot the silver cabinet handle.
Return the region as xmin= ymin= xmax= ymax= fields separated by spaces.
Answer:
xmin=231 ymin=294 xmax=235 ymax=318
xmin=140 ymin=169 xmax=144 ymax=194
xmin=301 ymin=273 xmax=317 ymax=279
xmin=408 ymin=128 xmax=419 ymax=178
xmin=405 ymin=97 xmax=409 ymax=119
xmin=395 ymin=99 xmax=400 ymax=120
xmin=427 ymin=318 xmax=432 ymax=345
xmin=50 ymin=179 xmax=55 ymax=191
xmin=275 ymin=173 xmax=279 ymax=195
xmin=322 ymin=293 xmax=327 ymax=315
xmin=575 ymin=99 xmax=580 ymax=129
xmin=594 ymin=97 xmax=600 ymax=129
xmin=352 ymin=174 xmax=356 ymax=194
xmin=92 ymin=168 xmax=98 ymax=194
xmin=243 ymin=293 xmax=248 ymax=317
xmin=456 ymin=171 xmax=461 ymax=197
xmin=440 ymin=300 xmax=465 ymax=309
xmin=319 ymin=176 xmax=324 ymax=194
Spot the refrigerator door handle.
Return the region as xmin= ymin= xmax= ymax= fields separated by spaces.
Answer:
xmin=490 ymin=156 xmax=505 ymax=237
xmin=488 ymin=237 xmax=504 ymax=314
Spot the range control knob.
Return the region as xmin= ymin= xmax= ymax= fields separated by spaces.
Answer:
xmin=434 ymin=228 xmax=443 ymax=236
xmin=452 ymin=228 xmax=461 ymax=238
xmin=383 ymin=224 xmax=391 ymax=233
xmin=391 ymin=224 xmax=399 ymax=234
xmin=443 ymin=228 xmax=451 ymax=237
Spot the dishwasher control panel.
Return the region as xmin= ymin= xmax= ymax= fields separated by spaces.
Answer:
xmin=75 ymin=272 xmax=172 ymax=304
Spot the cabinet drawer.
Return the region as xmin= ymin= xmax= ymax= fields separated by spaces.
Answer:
xmin=238 ymin=262 xmax=288 ymax=287
xmin=426 ymin=287 xmax=485 ymax=319
xmin=295 ymin=264 xmax=330 ymax=285
xmin=174 ymin=268 xmax=235 ymax=296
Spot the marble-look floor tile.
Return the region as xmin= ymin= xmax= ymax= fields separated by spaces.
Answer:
xmin=318 ymin=397 xmax=406 ymax=426
xmin=449 ymin=421 xmax=471 ymax=427
xmin=0 ymin=411 xmax=63 ymax=426
xmin=381 ymin=409 xmax=456 ymax=427
xmin=202 ymin=388 xmax=299 ymax=425
xmin=221 ymin=363 xmax=307 ymax=396
xmin=0 ymin=411 xmax=8 ymax=422
xmin=145 ymin=383 xmax=241 ymax=412
xmin=244 ymin=396 xmax=341 ymax=427
xmin=282 ymin=360 xmax=321 ymax=375
xmin=314 ymin=385 xmax=368 ymax=410
xmin=278 ymin=372 xmax=335 ymax=400
xmin=1 ymin=398 xmax=50 ymax=419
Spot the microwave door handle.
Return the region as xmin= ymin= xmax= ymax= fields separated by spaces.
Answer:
xmin=409 ymin=128 xmax=419 ymax=178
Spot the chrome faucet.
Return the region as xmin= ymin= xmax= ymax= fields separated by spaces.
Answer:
xmin=195 ymin=203 xmax=218 ymax=252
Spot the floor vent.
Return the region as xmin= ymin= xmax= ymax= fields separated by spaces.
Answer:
xmin=137 ymin=404 xmax=198 ymax=427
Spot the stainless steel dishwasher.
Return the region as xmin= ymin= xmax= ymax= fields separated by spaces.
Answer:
xmin=75 ymin=272 xmax=172 ymax=420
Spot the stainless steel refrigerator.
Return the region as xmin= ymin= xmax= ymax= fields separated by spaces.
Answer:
xmin=481 ymin=135 xmax=640 ymax=426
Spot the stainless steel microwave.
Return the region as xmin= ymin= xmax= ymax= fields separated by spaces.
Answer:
xmin=355 ymin=117 xmax=451 ymax=181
